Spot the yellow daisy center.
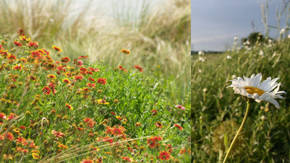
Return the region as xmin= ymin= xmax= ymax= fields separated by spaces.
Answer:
xmin=244 ymin=86 xmax=265 ymax=96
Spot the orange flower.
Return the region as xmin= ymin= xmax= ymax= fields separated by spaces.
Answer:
xmin=83 ymin=118 xmax=96 ymax=128
xmin=6 ymin=132 xmax=14 ymax=141
xmin=81 ymin=159 xmax=93 ymax=163
xmin=121 ymin=49 xmax=130 ymax=54
xmin=32 ymin=153 xmax=40 ymax=159
xmin=58 ymin=143 xmax=68 ymax=149
xmin=106 ymin=126 xmax=126 ymax=136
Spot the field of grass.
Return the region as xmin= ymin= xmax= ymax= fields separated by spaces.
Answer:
xmin=191 ymin=39 xmax=290 ymax=162
xmin=0 ymin=0 xmax=191 ymax=162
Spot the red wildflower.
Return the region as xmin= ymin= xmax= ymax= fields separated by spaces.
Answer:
xmin=89 ymin=67 xmax=99 ymax=72
xmin=87 ymin=83 xmax=95 ymax=88
xmin=106 ymin=126 xmax=125 ymax=136
xmin=14 ymin=41 xmax=22 ymax=47
xmin=28 ymin=41 xmax=38 ymax=48
xmin=42 ymin=86 xmax=51 ymax=95
xmin=29 ymin=141 xmax=37 ymax=148
xmin=75 ymin=75 xmax=83 ymax=81
xmin=8 ymin=113 xmax=16 ymax=120
xmin=18 ymin=29 xmax=25 ymax=36
xmin=63 ymin=78 xmax=70 ymax=84
xmin=13 ymin=64 xmax=22 ymax=70
xmin=118 ymin=65 xmax=127 ymax=72
xmin=61 ymin=57 xmax=70 ymax=63
xmin=8 ymin=54 xmax=16 ymax=60
xmin=52 ymin=130 xmax=65 ymax=138
xmin=81 ymin=160 xmax=93 ymax=163
xmin=57 ymin=65 xmax=66 ymax=72
xmin=122 ymin=156 xmax=132 ymax=162
xmin=155 ymin=122 xmax=162 ymax=128
xmin=134 ymin=65 xmax=143 ymax=72
xmin=83 ymin=118 xmax=95 ymax=128
xmin=175 ymin=104 xmax=185 ymax=110
xmin=19 ymin=126 xmax=26 ymax=130
xmin=151 ymin=109 xmax=157 ymax=115
xmin=83 ymin=118 xmax=92 ymax=123
xmin=48 ymin=82 xmax=56 ymax=95
xmin=52 ymin=45 xmax=62 ymax=52
xmin=76 ymin=60 xmax=83 ymax=66
xmin=16 ymin=137 xmax=27 ymax=144
xmin=103 ymin=136 xmax=113 ymax=143
xmin=0 ymin=112 xmax=6 ymax=119
xmin=78 ymin=56 xmax=88 ymax=59
xmin=88 ymin=77 xmax=95 ymax=82
xmin=147 ymin=136 xmax=162 ymax=148
xmin=158 ymin=151 xmax=170 ymax=160
xmin=65 ymin=104 xmax=73 ymax=110
xmin=174 ymin=124 xmax=183 ymax=131
xmin=97 ymin=78 xmax=107 ymax=85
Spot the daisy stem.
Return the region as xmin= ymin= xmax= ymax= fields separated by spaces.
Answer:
xmin=223 ymin=100 xmax=250 ymax=163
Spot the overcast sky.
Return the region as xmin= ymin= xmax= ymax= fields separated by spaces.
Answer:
xmin=191 ymin=0 xmax=288 ymax=51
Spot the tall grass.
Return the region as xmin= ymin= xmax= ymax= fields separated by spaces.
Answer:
xmin=0 ymin=0 xmax=190 ymax=103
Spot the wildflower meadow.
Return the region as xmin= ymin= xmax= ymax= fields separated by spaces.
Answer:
xmin=0 ymin=0 xmax=191 ymax=162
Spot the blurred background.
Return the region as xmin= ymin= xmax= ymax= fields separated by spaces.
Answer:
xmin=0 ymin=0 xmax=191 ymax=102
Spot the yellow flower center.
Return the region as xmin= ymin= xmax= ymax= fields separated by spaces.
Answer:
xmin=244 ymin=86 xmax=265 ymax=96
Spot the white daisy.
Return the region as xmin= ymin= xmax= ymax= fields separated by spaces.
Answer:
xmin=229 ymin=73 xmax=286 ymax=108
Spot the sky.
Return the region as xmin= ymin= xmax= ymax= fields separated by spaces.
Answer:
xmin=191 ymin=0 xmax=288 ymax=51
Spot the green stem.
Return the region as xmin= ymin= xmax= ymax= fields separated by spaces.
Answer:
xmin=223 ymin=100 xmax=250 ymax=163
